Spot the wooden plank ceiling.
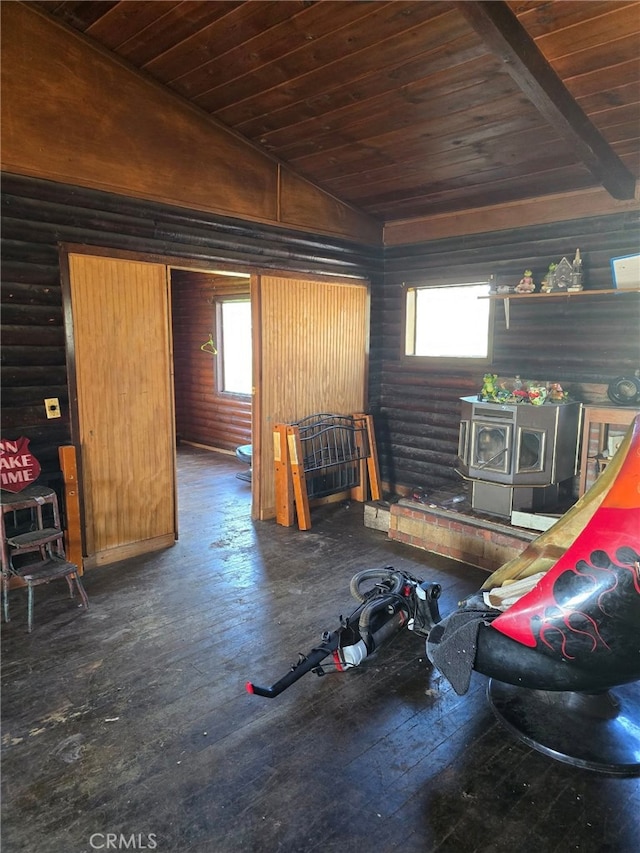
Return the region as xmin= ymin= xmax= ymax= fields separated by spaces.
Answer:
xmin=32 ymin=0 xmax=640 ymax=224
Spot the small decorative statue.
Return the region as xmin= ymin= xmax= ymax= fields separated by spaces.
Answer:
xmin=540 ymin=263 xmax=556 ymax=293
xmin=552 ymin=257 xmax=573 ymax=290
xmin=515 ymin=269 xmax=536 ymax=293
xmin=479 ymin=373 xmax=499 ymax=401
xmin=569 ymin=248 xmax=583 ymax=291
xmin=527 ymin=384 xmax=547 ymax=405
xmin=513 ymin=378 xmax=530 ymax=402
xmin=548 ymin=382 xmax=566 ymax=402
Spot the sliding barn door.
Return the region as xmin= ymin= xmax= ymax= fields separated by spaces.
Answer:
xmin=253 ymin=275 xmax=369 ymax=520
xmin=67 ymin=254 xmax=176 ymax=567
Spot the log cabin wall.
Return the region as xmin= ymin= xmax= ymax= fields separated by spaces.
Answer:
xmin=170 ymin=270 xmax=251 ymax=453
xmin=0 ymin=173 xmax=381 ymax=482
xmin=375 ymin=211 xmax=640 ymax=494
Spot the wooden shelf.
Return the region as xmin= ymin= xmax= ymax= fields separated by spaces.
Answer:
xmin=481 ymin=288 xmax=639 ymax=301
xmin=480 ymin=287 xmax=640 ymax=328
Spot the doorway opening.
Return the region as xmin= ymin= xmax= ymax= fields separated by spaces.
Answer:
xmin=170 ymin=267 xmax=252 ymax=450
xmin=170 ymin=266 xmax=253 ymax=501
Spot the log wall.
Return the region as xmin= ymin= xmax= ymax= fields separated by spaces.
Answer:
xmin=3 ymin=172 xmax=639 ymax=501
xmin=1 ymin=173 xmax=380 ymax=478
xmin=374 ymin=211 xmax=640 ymax=492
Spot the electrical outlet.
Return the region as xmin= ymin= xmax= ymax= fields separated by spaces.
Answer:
xmin=44 ymin=397 xmax=61 ymax=419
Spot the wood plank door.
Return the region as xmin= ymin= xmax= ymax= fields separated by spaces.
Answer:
xmin=252 ymin=274 xmax=369 ymax=520
xmin=66 ymin=254 xmax=176 ymax=568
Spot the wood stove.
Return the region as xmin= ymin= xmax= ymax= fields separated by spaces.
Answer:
xmin=457 ymin=396 xmax=581 ymax=517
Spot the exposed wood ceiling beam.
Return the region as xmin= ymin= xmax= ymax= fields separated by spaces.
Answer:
xmin=456 ymin=1 xmax=636 ymax=200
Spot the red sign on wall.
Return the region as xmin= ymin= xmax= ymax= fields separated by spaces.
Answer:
xmin=0 ymin=437 xmax=41 ymax=493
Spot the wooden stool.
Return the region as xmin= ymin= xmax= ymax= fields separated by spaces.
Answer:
xmin=1 ymin=485 xmax=88 ymax=632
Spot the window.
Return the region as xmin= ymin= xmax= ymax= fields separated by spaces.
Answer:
xmin=216 ymin=298 xmax=252 ymax=395
xmin=404 ymin=280 xmax=493 ymax=361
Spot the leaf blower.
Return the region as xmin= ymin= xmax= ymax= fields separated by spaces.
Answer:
xmin=246 ymin=567 xmax=442 ymax=698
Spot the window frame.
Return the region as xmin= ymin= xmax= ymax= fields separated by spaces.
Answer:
xmin=214 ymin=295 xmax=252 ymax=399
xmin=402 ymin=277 xmax=495 ymax=369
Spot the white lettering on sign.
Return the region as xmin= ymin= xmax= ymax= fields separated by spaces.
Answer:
xmin=1 ymin=470 xmax=36 ymax=485
xmin=0 ymin=455 xmax=33 ymax=470
xmin=0 ymin=437 xmax=41 ymax=493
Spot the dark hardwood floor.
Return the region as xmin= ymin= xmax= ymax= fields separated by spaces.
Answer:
xmin=2 ymin=447 xmax=639 ymax=853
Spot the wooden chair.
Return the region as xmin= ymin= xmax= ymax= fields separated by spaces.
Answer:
xmin=1 ymin=485 xmax=88 ymax=632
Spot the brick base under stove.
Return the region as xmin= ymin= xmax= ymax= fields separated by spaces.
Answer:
xmin=388 ymin=499 xmax=537 ymax=573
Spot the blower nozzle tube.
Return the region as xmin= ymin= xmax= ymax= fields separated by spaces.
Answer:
xmin=246 ymin=631 xmax=340 ymax=698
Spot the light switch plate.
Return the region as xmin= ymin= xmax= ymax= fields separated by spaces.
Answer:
xmin=44 ymin=397 xmax=61 ymax=419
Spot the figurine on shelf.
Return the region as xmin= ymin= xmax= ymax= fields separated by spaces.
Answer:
xmin=540 ymin=263 xmax=556 ymax=293
xmin=551 ymin=257 xmax=573 ymax=291
xmin=515 ymin=269 xmax=536 ymax=293
xmin=548 ymin=382 xmax=566 ymax=403
xmin=569 ymin=249 xmax=583 ymax=291
xmin=511 ymin=375 xmax=530 ymax=403
xmin=514 ymin=388 xmax=530 ymax=403
xmin=479 ymin=373 xmax=499 ymax=402
xmin=528 ymin=384 xmax=547 ymax=405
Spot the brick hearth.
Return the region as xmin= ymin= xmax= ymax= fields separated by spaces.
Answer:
xmin=388 ymin=499 xmax=536 ymax=573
